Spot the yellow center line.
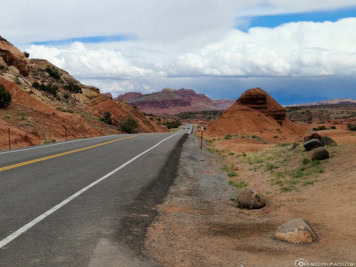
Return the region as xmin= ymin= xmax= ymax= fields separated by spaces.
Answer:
xmin=0 ymin=136 xmax=136 ymax=172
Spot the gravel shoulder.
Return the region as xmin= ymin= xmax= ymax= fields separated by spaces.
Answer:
xmin=144 ymin=135 xmax=356 ymax=267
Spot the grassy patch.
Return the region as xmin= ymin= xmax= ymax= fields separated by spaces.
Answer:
xmin=228 ymin=171 xmax=237 ymax=177
xmin=229 ymin=180 xmax=248 ymax=189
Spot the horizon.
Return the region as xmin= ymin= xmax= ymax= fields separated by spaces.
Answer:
xmin=2 ymin=1 xmax=356 ymax=105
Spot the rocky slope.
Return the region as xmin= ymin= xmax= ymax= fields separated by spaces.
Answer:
xmin=205 ymin=88 xmax=305 ymax=140
xmin=0 ymin=36 xmax=166 ymax=149
xmin=116 ymin=88 xmax=234 ymax=115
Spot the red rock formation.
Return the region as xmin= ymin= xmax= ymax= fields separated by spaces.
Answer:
xmin=205 ymin=88 xmax=305 ymax=140
xmin=236 ymin=88 xmax=286 ymax=123
xmin=0 ymin=36 xmax=29 ymax=76
xmin=116 ymin=92 xmax=143 ymax=101
xmin=115 ymin=88 xmax=234 ymax=115
xmin=0 ymin=36 xmax=168 ymax=149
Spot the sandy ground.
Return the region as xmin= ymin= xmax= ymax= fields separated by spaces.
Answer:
xmin=144 ymin=134 xmax=356 ymax=267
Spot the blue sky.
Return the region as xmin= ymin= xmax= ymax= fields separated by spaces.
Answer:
xmin=2 ymin=0 xmax=356 ymax=105
xmin=239 ymin=5 xmax=356 ymax=31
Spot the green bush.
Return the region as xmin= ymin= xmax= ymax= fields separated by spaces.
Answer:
xmin=163 ymin=120 xmax=181 ymax=129
xmin=313 ymin=125 xmax=327 ymax=131
xmin=347 ymin=123 xmax=356 ymax=131
xmin=102 ymin=112 xmax=113 ymax=125
xmin=0 ymin=84 xmax=12 ymax=108
xmin=45 ymin=66 xmax=61 ymax=80
xmin=23 ymin=51 xmax=30 ymax=58
xmin=120 ymin=117 xmax=139 ymax=133
xmin=32 ymin=82 xmax=58 ymax=96
xmin=224 ymin=134 xmax=232 ymax=140
xmin=64 ymin=83 xmax=82 ymax=94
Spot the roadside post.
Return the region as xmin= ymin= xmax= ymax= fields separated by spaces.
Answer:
xmin=200 ymin=127 xmax=203 ymax=150
xmin=8 ymin=128 xmax=11 ymax=150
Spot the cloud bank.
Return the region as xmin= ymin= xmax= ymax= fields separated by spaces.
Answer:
xmin=26 ymin=18 xmax=356 ymax=95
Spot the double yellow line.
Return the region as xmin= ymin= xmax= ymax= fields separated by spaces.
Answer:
xmin=0 ymin=136 xmax=136 ymax=172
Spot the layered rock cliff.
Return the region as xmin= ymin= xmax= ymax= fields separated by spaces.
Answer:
xmin=205 ymin=88 xmax=305 ymax=140
xmin=116 ymin=88 xmax=234 ymax=115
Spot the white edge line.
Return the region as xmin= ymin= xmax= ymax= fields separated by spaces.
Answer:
xmin=0 ymin=132 xmax=180 ymax=249
xmin=0 ymin=135 xmax=121 ymax=155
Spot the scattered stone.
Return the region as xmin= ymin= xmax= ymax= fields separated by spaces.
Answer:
xmin=311 ymin=147 xmax=329 ymax=161
xmin=303 ymin=138 xmax=323 ymax=151
xmin=276 ymin=218 xmax=317 ymax=244
xmin=304 ymin=133 xmax=322 ymax=142
xmin=320 ymin=136 xmax=337 ymax=147
xmin=236 ymin=188 xmax=266 ymax=209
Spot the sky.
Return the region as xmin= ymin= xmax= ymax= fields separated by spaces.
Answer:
xmin=1 ymin=0 xmax=356 ymax=105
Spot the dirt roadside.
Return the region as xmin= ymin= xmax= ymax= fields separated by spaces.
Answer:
xmin=144 ymin=134 xmax=356 ymax=267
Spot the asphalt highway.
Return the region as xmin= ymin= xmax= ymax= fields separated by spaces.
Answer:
xmin=0 ymin=125 xmax=193 ymax=266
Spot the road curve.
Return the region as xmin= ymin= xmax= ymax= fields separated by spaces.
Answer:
xmin=0 ymin=125 xmax=192 ymax=267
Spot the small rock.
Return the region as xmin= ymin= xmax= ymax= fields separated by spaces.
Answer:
xmin=311 ymin=147 xmax=329 ymax=161
xmin=320 ymin=136 xmax=337 ymax=147
xmin=303 ymin=138 xmax=323 ymax=151
xmin=304 ymin=133 xmax=322 ymax=142
xmin=276 ymin=218 xmax=317 ymax=244
xmin=237 ymin=188 xmax=266 ymax=209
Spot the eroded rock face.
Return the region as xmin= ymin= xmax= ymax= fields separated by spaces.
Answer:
xmin=276 ymin=218 xmax=317 ymax=244
xmin=0 ymin=36 xmax=29 ymax=76
xmin=237 ymin=188 xmax=266 ymax=209
xmin=236 ymin=88 xmax=286 ymax=123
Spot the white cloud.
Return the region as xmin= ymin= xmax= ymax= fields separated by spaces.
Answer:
xmin=27 ymin=18 xmax=356 ymax=93
xmin=2 ymin=0 xmax=356 ymax=45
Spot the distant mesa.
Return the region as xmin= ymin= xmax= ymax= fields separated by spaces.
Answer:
xmin=205 ymin=88 xmax=305 ymax=139
xmin=288 ymin=98 xmax=356 ymax=107
xmin=115 ymin=88 xmax=234 ymax=115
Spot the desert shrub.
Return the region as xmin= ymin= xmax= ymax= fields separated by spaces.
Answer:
xmin=63 ymin=93 xmax=70 ymax=99
xmin=64 ymin=83 xmax=82 ymax=94
xmin=33 ymin=82 xmax=58 ymax=96
xmin=313 ymin=125 xmax=327 ymax=131
xmin=347 ymin=123 xmax=356 ymax=131
xmin=224 ymin=134 xmax=232 ymax=140
xmin=163 ymin=120 xmax=181 ymax=129
xmin=330 ymin=126 xmax=336 ymax=129
xmin=45 ymin=66 xmax=61 ymax=80
xmin=0 ymin=84 xmax=12 ymax=108
xmin=120 ymin=117 xmax=138 ymax=133
xmin=101 ymin=112 xmax=113 ymax=125
xmin=302 ymin=158 xmax=311 ymax=165
xmin=23 ymin=51 xmax=30 ymax=58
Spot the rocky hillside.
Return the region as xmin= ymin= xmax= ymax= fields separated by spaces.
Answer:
xmin=206 ymin=88 xmax=305 ymax=140
xmin=289 ymin=98 xmax=356 ymax=107
xmin=0 ymin=36 xmax=166 ymax=149
xmin=116 ymin=88 xmax=234 ymax=115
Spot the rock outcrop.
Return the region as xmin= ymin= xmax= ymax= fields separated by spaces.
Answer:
xmin=205 ymin=88 xmax=305 ymax=139
xmin=0 ymin=36 xmax=29 ymax=76
xmin=311 ymin=147 xmax=330 ymax=161
xmin=115 ymin=88 xmax=234 ymax=115
xmin=236 ymin=88 xmax=286 ymax=123
xmin=276 ymin=218 xmax=317 ymax=244
xmin=236 ymin=188 xmax=266 ymax=209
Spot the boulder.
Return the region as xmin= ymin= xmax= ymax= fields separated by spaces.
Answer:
xmin=303 ymin=138 xmax=323 ymax=151
xmin=320 ymin=136 xmax=337 ymax=147
xmin=237 ymin=188 xmax=266 ymax=209
xmin=311 ymin=147 xmax=329 ymax=161
xmin=304 ymin=133 xmax=322 ymax=142
xmin=276 ymin=218 xmax=317 ymax=244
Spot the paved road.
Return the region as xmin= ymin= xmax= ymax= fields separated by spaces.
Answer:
xmin=0 ymin=125 xmax=193 ymax=267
